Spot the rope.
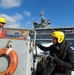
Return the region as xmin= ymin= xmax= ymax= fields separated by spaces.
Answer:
xmin=0 ymin=40 xmax=12 ymax=48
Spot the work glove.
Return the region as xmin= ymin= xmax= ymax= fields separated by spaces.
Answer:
xmin=46 ymin=55 xmax=56 ymax=69
xmin=53 ymin=53 xmax=67 ymax=66
xmin=53 ymin=53 xmax=72 ymax=69
xmin=51 ymin=53 xmax=63 ymax=66
xmin=46 ymin=55 xmax=54 ymax=63
xmin=46 ymin=54 xmax=59 ymax=63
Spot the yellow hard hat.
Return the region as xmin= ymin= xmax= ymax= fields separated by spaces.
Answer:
xmin=52 ymin=31 xmax=65 ymax=43
xmin=0 ymin=17 xmax=6 ymax=24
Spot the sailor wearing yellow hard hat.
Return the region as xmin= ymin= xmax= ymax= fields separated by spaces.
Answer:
xmin=0 ymin=17 xmax=6 ymax=38
xmin=36 ymin=30 xmax=74 ymax=75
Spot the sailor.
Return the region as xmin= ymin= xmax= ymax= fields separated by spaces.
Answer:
xmin=36 ymin=31 xmax=74 ymax=75
xmin=0 ymin=17 xmax=6 ymax=38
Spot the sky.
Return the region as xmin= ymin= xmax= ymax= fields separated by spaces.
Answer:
xmin=0 ymin=0 xmax=74 ymax=29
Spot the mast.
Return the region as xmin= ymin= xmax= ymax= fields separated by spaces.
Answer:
xmin=33 ymin=11 xmax=51 ymax=28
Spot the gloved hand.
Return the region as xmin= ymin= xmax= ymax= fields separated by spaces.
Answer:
xmin=53 ymin=54 xmax=72 ymax=69
xmin=53 ymin=53 xmax=63 ymax=66
xmin=47 ymin=56 xmax=54 ymax=62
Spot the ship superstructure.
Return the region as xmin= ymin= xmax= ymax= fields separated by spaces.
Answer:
xmin=33 ymin=11 xmax=50 ymax=28
xmin=30 ymin=12 xmax=74 ymax=43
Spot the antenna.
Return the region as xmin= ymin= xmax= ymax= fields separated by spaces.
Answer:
xmin=39 ymin=9 xmax=44 ymax=18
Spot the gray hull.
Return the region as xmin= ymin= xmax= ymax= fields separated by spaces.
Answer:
xmin=0 ymin=39 xmax=33 ymax=75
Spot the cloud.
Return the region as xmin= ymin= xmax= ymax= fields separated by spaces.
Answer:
xmin=24 ymin=11 xmax=31 ymax=17
xmin=13 ymin=13 xmax=23 ymax=21
xmin=24 ymin=20 xmax=33 ymax=28
xmin=6 ymin=23 xmax=21 ymax=28
xmin=0 ymin=0 xmax=22 ymax=8
xmin=25 ymin=20 xmax=32 ymax=25
xmin=0 ymin=13 xmax=23 ymax=28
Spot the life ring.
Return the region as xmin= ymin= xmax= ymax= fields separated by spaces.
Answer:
xmin=0 ymin=48 xmax=18 ymax=75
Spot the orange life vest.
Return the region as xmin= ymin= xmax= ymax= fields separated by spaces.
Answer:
xmin=0 ymin=30 xmax=6 ymax=38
